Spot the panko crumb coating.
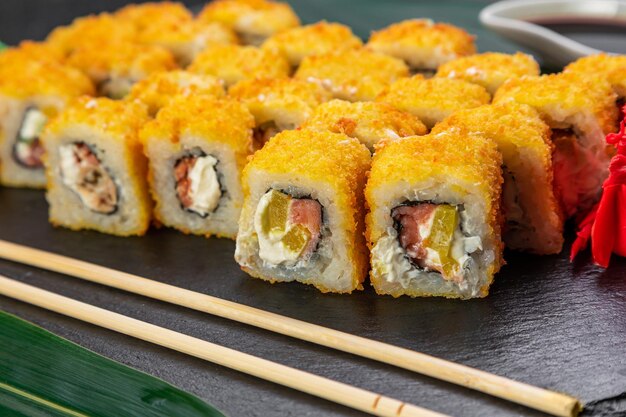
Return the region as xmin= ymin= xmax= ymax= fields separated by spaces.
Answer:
xmin=367 ymin=19 xmax=476 ymax=72
xmin=436 ymin=52 xmax=539 ymax=95
xmin=365 ymin=129 xmax=504 ymax=298
xmin=493 ymin=73 xmax=618 ymax=136
xmin=228 ymin=77 xmax=330 ymax=127
xmin=67 ymin=42 xmax=177 ymax=87
xmin=376 ymin=75 xmax=490 ymax=129
xmin=0 ymin=41 xmax=65 ymax=67
xmin=564 ymin=53 xmax=626 ymax=98
xmin=46 ymin=13 xmax=137 ymax=57
xmin=140 ymin=95 xmax=254 ymax=172
xmin=188 ymin=44 xmax=290 ymax=87
xmin=115 ymin=2 xmax=237 ymax=66
xmin=0 ymin=53 xmax=94 ymax=101
xmin=240 ymin=128 xmax=371 ymax=293
xmin=261 ymin=21 xmax=363 ymax=67
xmin=127 ymin=70 xmax=225 ymax=116
xmin=295 ymin=49 xmax=409 ymax=102
xmin=301 ymin=99 xmax=427 ymax=151
xmin=198 ymin=0 xmax=300 ymax=45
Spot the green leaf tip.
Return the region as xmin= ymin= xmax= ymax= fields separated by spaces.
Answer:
xmin=0 ymin=310 xmax=226 ymax=417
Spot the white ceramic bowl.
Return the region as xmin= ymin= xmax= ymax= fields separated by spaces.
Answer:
xmin=479 ymin=0 xmax=626 ymax=67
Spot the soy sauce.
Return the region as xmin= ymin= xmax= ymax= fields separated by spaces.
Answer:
xmin=529 ymin=18 xmax=626 ymax=54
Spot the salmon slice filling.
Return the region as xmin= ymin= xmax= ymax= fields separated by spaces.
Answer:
xmin=254 ymin=189 xmax=322 ymax=266
xmin=174 ymin=152 xmax=222 ymax=218
xmin=392 ymin=203 xmax=481 ymax=282
xmin=59 ymin=142 xmax=118 ymax=214
xmin=253 ymin=121 xmax=281 ymax=149
xmin=13 ymin=108 xmax=47 ymax=169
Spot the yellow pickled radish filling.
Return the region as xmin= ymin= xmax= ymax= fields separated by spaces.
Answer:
xmin=422 ymin=205 xmax=460 ymax=279
xmin=255 ymin=189 xmax=313 ymax=265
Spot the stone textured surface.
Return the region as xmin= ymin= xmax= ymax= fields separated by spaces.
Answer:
xmin=1 ymin=185 xmax=625 ymax=417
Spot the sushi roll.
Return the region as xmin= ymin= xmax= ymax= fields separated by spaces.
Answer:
xmin=564 ymin=53 xmax=626 ymax=99
xmin=197 ymin=0 xmax=300 ymax=46
xmin=115 ymin=2 xmax=237 ymax=67
xmin=432 ymin=102 xmax=563 ymax=254
xmin=376 ymin=75 xmax=490 ymax=130
xmin=0 ymin=54 xmax=94 ymax=188
xmin=127 ymin=70 xmax=225 ymax=116
xmin=0 ymin=41 xmax=65 ymax=66
xmin=46 ymin=13 xmax=137 ymax=58
xmin=366 ymin=19 xmax=476 ymax=76
xmin=228 ymin=78 xmax=331 ymax=148
xmin=67 ymin=42 xmax=177 ymax=99
xmin=42 ymin=97 xmax=152 ymax=236
xmin=493 ymin=73 xmax=618 ymax=217
xmin=301 ymin=99 xmax=427 ymax=152
xmin=235 ymin=129 xmax=371 ymax=293
xmin=294 ymin=49 xmax=409 ymax=102
xmin=140 ymin=96 xmax=254 ymax=238
xmin=365 ymin=130 xmax=504 ymax=299
xmin=435 ymin=52 xmax=540 ymax=95
xmin=188 ymin=44 xmax=289 ymax=88
xmin=261 ymin=21 xmax=363 ymax=69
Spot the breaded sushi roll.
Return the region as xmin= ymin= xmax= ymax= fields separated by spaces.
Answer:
xmin=0 ymin=56 xmax=94 ymax=188
xmin=301 ymin=99 xmax=427 ymax=151
xmin=67 ymin=42 xmax=177 ymax=99
xmin=42 ymin=97 xmax=151 ymax=236
xmin=376 ymin=75 xmax=490 ymax=129
xmin=435 ymin=52 xmax=539 ymax=95
xmin=0 ymin=41 xmax=65 ymax=66
xmin=115 ymin=2 xmax=237 ymax=66
xmin=261 ymin=21 xmax=363 ymax=69
xmin=564 ymin=53 xmax=626 ymax=99
xmin=366 ymin=19 xmax=476 ymax=76
xmin=432 ymin=102 xmax=563 ymax=254
xmin=188 ymin=44 xmax=289 ymax=88
xmin=493 ymin=73 xmax=618 ymax=217
xmin=235 ymin=129 xmax=371 ymax=293
xmin=295 ymin=49 xmax=409 ymax=102
xmin=127 ymin=70 xmax=225 ymax=116
xmin=228 ymin=78 xmax=330 ymax=148
xmin=198 ymin=0 xmax=300 ymax=46
xmin=366 ymin=130 xmax=504 ymax=299
xmin=46 ymin=13 xmax=137 ymax=57
xmin=141 ymin=96 xmax=254 ymax=238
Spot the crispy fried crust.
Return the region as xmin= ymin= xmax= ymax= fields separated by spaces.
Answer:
xmin=564 ymin=53 xmax=626 ymax=98
xmin=228 ymin=77 xmax=330 ymax=124
xmin=0 ymin=52 xmax=94 ymax=100
xmin=0 ymin=41 xmax=65 ymax=66
xmin=367 ymin=19 xmax=475 ymax=69
xmin=436 ymin=52 xmax=539 ymax=94
xmin=301 ymin=99 xmax=427 ymax=150
xmin=493 ymin=73 xmax=618 ymax=135
xmin=261 ymin=21 xmax=363 ymax=67
xmin=127 ymin=70 xmax=225 ymax=116
xmin=197 ymin=0 xmax=300 ymax=38
xmin=140 ymin=95 xmax=254 ymax=168
xmin=376 ymin=75 xmax=490 ymax=129
xmin=67 ymin=42 xmax=177 ymax=84
xmin=188 ymin=44 xmax=290 ymax=86
xmin=46 ymin=13 xmax=137 ymax=57
xmin=295 ymin=49 xmax=409 ymax=102
xmin=242 ymin=129 xmax=371 ymax=292
xmin=365 ymin=130 xmax=504 ymax=298
xmin=43 ymin=97 xmax=152 ymax=235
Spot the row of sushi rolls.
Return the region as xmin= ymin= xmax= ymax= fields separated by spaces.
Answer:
xmin=0 ymin=0 xmax=621 ymax=299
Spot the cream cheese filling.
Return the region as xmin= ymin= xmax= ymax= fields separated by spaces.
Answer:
xmin=187 ymin=155 xmax=221 ymax=216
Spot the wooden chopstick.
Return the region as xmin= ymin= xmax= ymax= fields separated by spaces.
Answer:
xmin=0 ymin=275 xmax=448 ymax=417
xmin=0 ymin=239 xmax=581 ymax=417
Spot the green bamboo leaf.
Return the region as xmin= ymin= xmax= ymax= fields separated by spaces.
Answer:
xmin=0 ymin=42 xmax=6 ymax=51
xmin=0 ymin=311 xmax=226 ymax=417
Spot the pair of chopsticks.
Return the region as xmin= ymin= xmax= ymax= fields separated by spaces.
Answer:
xmin=0 ymin=239 xmax=581 ymax=417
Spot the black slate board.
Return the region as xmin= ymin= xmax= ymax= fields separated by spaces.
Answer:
xmin=1 ymin=1 xmax=626 ymax=416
